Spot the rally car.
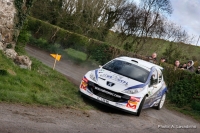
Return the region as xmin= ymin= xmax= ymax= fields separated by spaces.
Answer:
xmin=79 ymin=56 xmax=167 ymax=116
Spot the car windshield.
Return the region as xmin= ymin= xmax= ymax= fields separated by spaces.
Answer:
xmin=102 ymin=59 xmax=149 ymax=83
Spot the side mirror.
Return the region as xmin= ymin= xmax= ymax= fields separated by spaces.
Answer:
xmin=150 ymin=75 xmax=154 ymax=85
xmin=99 ymin=65 xmax=102 ymax=68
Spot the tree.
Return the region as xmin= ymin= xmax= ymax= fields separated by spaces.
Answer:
xmin=140 ymin=0 xmax=173 ymax=15
xmin=160 ymin=20 xmax=194 ymax=44
xmin=30 ymin=0 xmax=62 ymax=25
xmin=30 ymin=0 xmax=127 ymax=41
xmin=116 ymin=0 xmax=173 ymax=53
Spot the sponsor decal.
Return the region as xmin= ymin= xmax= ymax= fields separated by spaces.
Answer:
xmin=126 ymin=100 xmax=137 ymax=109
xmin=94 ymin=86 xmax=121 ymax=98
xmin=148 ymin=91 xmax=152 ymax=95
xmin=115 ymin=102 xmax=126 ymax=107
xmin=98 ymin=68 xmax=104 ymax=73
xmin=100 ymin=74 xmax=128 ymax=86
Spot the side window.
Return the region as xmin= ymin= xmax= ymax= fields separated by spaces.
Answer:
xmin=150 ymin=70 xmax=158 ymax=85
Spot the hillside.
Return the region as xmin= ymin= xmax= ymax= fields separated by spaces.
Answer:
xmin=105 ymin=31 xmax=200 ymax=64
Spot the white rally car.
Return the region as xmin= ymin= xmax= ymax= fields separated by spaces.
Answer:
xmin=79 ymin=56 xmax=167 ymax=116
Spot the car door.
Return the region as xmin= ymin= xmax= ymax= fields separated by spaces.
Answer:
xmin=143 ymin=68 xmax=164 ymax=108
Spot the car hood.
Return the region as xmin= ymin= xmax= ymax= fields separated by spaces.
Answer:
xmin=87 ymin=68 xmax=145 ymax=93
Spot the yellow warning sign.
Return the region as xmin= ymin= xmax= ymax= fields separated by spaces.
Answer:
xmin=50 ymin=54 xmax=62 ymax=70
xmin=50 ymin=54 xmax=61 ymax=61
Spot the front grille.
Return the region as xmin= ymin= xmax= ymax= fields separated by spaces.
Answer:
xmin=88 ymin=81 xmax=130 ymax=102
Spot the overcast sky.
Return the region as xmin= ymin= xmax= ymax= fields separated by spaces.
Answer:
xmin=170 ymin=0 xmax=200 ymax=46
xmin=132 ymin=0 xmax=200 ymax=46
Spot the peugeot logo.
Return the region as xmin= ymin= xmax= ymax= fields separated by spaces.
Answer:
xmin=107 ymin=81 xmax=115 ymax=87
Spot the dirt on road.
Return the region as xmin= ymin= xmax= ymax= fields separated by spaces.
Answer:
xmin=0 ymin=45 xmax=199 ymax=133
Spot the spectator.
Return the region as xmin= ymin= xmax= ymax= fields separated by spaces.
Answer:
xmin=180 ymin=63 xmax=187 ymax=69
xmin=159 ymin=57 xmax=166 ymax=65
xmin=160 ymin=57 xmax=166 ymax=63
xmin=148 ymin=52 xmax=157 ymax=64
xmin=186 ymin=60 xmax=195 ymax=72
xmin=174 ymin=60 xmax=181 ymax=70
xmin=196 ymin=66 xmax=200 ymax=74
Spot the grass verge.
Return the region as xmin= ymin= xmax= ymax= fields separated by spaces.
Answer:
xmin=165 ymin=100 xmax=200 ymax=122
xmin=64 ymin=48 xmax=87 ymax=62
xmin=0 ymin=51 xmax=93 ymax=110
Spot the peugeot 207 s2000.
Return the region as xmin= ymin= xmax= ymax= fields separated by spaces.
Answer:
xmin=80 ymin=56 xmax=167 ymax=116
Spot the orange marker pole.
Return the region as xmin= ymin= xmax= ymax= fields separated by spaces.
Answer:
xmin=53 ymin=54 xmax=58 ymax=70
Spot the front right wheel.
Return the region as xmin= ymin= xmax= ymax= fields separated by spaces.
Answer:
xmin=156 ymin=93 xmax=166 ymax=110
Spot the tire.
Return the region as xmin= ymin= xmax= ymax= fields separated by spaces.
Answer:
xmin=136 ymin=96 xmax=146 ymax=116
xmin=156 ymin=93 xmax=166 ymax=110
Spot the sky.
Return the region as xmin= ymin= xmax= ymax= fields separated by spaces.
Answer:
xmin=132 ymin=0 xmax=200 ymax=46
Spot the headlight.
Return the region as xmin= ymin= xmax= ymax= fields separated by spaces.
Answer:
xmin=90 ymin=72 xmax=96 ymax=82
xmin=123 ymin=88 xmax=144 ymax=94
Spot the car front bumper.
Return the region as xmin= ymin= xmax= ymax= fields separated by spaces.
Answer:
xmin=80 ymin=88 xmax=141 ymax=115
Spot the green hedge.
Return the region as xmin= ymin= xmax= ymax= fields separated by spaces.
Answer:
xmin=162 ymin=63 xmax=200 ymax=110
xmin=28 ymin=16 xmax=93 ymax=50
xmin=27 ymin=16 xmax=132 ymax=64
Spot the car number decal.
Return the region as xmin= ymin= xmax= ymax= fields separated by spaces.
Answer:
xmin=97 ymin=96 xmax=109 ymax=104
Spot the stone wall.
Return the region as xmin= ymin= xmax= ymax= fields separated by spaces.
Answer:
xmin=0 ymin=0 xmax=32 ymax=69
xmin=0 ymin=0 xmax=16 ymax=50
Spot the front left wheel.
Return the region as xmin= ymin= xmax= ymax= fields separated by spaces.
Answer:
xmin=136 ymin=96 xmax=146 ymax=116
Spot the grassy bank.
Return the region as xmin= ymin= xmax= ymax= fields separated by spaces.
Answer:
xmin=0 ymin=51 xmax=92 ymax=110
xmin=165 ymin=100 xmax=200 ymax=122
